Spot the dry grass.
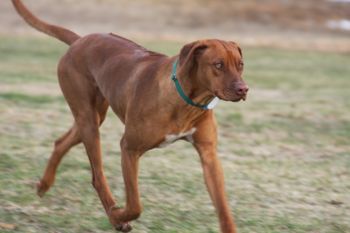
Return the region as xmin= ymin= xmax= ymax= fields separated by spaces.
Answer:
xmin=0 ymin=36 xmax=350 ymax=233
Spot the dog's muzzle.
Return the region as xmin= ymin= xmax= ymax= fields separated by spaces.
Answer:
xmin=217 ymin=82 xmax=249 ymax=102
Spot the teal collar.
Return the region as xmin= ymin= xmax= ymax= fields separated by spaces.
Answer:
xmin=171 ymin=59 xmax=219 ymax=110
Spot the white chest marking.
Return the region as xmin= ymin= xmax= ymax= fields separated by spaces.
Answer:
xmin=158 ymin=128 xmax=196 ymax=148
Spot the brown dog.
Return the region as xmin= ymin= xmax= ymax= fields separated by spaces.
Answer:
xmin=12 ymin=0 xmax=248 ymax=232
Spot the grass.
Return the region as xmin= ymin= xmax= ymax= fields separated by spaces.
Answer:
xmin=0 ymin=35 xmax=349 ymax=233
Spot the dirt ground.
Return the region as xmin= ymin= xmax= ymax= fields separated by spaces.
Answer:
xmin=1 ymin=0 xmax=350 ymax=52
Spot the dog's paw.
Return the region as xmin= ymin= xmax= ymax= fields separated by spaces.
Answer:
xmin=36 ymin=180 xmax=50 ymax=197
xmin=115 ymin=222 xmax=132 ymax=232
xmin=109 ymin=206 xmax=133 ymax=232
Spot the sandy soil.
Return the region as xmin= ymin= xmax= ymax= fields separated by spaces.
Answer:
xmin=1 ymin=0 xmax=350 ymax=52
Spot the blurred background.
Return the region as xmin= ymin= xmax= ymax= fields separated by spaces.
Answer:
xmin=0 ymin=0 xmax=350 ymax=51
xmin=0 ymin=1 xmax=349 ymax=233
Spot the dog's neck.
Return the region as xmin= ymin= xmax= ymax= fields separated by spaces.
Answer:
xmin=177 ymin=70 xmax=215 ymax=108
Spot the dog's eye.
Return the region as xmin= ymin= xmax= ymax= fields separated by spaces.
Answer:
xmin=214 ymin=62 xmax=224 ymax=70
xmin=239 ymin=61 xmax=244 ymax=69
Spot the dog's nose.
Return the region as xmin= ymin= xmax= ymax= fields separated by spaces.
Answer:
xmin=235 ymin=83 xmax=249 ymax=96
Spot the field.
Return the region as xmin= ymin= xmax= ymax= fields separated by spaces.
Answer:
xmin=0 ymin=35 xmax=350 ymax=233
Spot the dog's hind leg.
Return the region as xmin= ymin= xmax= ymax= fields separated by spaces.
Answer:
xmin=37 ymin=124 xmax=81 ymax=197
xmin=55 ymin=58 xmax=131 ymax=230
xmin=37 ymin=92 xmax=109 ymax=197
xmin=71 ymin=101 xmax=125 ymax=230
xmin=109 ymin=139 xmax=143 ymax=232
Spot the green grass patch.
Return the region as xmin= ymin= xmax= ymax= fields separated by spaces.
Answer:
xmin=0 ymin=92 xmax=64 ymax=106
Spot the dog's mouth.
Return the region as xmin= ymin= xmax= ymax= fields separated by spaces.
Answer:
xmin=215 ymin=90 xmax=247 ymax=102
xmin=231 ymin=96 xmax=246 ymax=102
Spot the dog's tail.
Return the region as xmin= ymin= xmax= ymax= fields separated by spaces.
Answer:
xmin=12 ymin=0 xmax=80 ymax=45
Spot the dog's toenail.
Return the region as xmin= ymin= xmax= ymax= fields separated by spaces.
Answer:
xmin=115 ymin=223 xmax=132 ymax=232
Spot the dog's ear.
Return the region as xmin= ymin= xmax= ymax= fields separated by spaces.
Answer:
xmin=229 ymin=41 xmax=243 ymax=58
xmin=178 ymin=41 xmax=208 ymax=77
xmin=237 ymin=46 xmax=243 ymax=58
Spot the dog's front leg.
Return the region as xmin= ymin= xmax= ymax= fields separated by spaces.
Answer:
xmin=110 ymin=137 xmax=143 ymax=232
xmin=193 ymin=113 xmax=237 ymax=233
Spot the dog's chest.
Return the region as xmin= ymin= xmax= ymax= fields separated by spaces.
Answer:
xmin=158 ymin=128 xmax=196 ymax=148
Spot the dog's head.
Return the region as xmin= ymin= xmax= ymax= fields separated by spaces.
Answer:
xmin=178 ymin=39 xmax=248 ymax=102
